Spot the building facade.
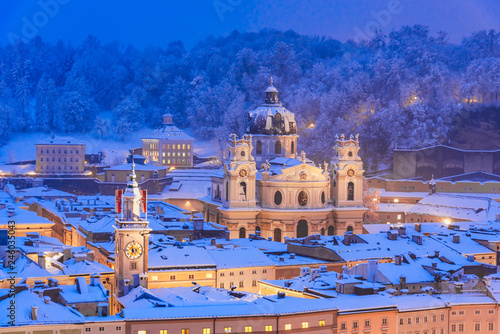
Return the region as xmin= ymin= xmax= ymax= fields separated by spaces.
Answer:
xmin=35 ymin=136 xmax=85 ymax=174
xmin=202 ymin=82 xmax=366 ymax=239
xmin=142 ymin=113 xmax=194 ymax=167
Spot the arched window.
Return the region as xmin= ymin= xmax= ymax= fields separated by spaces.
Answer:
xmin=239 ymin=227 xmax=246 ymax=239
xmin=255 ymin=226 xmax=261 ymax=234
xmin=321 ymin=191 xmax=326 ymax=205
xmin=275 ymin=141 xmax=281 ymax=154
xmin=347 ymin=182 xmax=354 ymax=201
xmin=298 ymin=190 xmax=308 ymax=206
xmin=274 ymin=228 xmax=282 ymax=242
xmin=347 ymin=225 xmax=354 ymax=232
xmin=239 ymin=182 xmax=247 ymax=201
xmin=225 ymin=181 xmax=229 ymax=201
xmin=297 ymin=220 xmax=308 ymax=238
xmin=256 ymin=141 xmax=262 ymax=155
xmin=321 ymin=228 xmax=325 ymax=236
xmin=291 ymin=141 xmax=295 ymax=154
xmin=328 ymin=225 xmax=334 ymax=236
xmin=274 ymin=191 xmax=283 ymax=205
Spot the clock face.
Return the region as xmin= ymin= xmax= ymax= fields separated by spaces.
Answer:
xmin=124 ymin=241 xmax=143 ymax=260
xmin=239 ymin=168 xmax=248 ymax=178
xmin=347 ymin=169 xmax=355 ymax=177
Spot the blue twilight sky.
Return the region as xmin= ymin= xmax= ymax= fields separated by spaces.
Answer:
xmin=0 ymin=0 xmax=499 ymax=49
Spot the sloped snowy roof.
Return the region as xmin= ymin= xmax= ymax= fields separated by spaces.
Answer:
xmin=206 ymin=246 xmax=275 ymax=269
xmin=36 ymin=136 xmax=85 ymax=145
xmin=143 ymin=124 xmax=193 ymax=140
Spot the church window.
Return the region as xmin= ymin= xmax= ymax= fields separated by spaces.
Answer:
xmin=256 ymin=141 xmax=262 ymax=155
xmin=321 ymin=191 xmax=326 ymax=204
xmin=274 ymin=228 xmax=282 ymax=242
xmin=328 ymin=225 xmax=334 ymax=235
xmin=291 ymin=141 xmax=295 ymax=154
xmin=275 ymin=141 xmax=281 ymax=154
xmin=347 ymin=182 xmax=354 ymax=201
xmin=347 ymin=225 xmax=354 ymax=232
xmin=239 ymin=227 xmax=246 ymax=238
xmin=274 ymin=191 xmax=283 ymax=205
xmin=41 ymin=157 xmax=43 ymax=161
xmin=298 ymin=191 xmax=308 ymax=206
xmin=348 ymin=151 xmax=353 ymax=157
xmin=241 ymin=150 xmax=245 ymax=157
xmin=130 ymin=262 xmax=137 ymax=270
xmin=297 ymin=220 xmax=308 ymax=238
xmin=239 ymin=182 xmax=247 ymax=201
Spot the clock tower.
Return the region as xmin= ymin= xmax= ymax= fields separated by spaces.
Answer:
xmin=114 ymin=161 xmax=151 ymax=298
xmin=331 ymin=134 xmax=364 ymax=207
xmin=223 ymin=134 xmax=258 ymax=208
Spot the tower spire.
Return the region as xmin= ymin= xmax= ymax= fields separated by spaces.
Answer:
xmin=270 ymin=76 xmax=273 ymax=86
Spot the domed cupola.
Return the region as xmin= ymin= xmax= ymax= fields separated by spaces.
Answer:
xmin=265 ymin=78 xmax=280 ymax=105
xmin=247 ymin=79 xmax=297 ymax=136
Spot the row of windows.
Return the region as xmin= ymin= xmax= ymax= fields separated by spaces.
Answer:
xmin=219 ymin=280 xmax=258 ymax=289
xmin=451 ymin=322 xmax=494 ymax=332
xmin=273 ymin=190 xmax=326 ymax=206
xmin=452 ymin=309 xmax=494 ymax=315
xmin=40 ymin=149 xmax=80 ymax=154
xmin=163 ymin=159 xmax=190 ymax=165
xmin=135 ymin=321 xmax=325 ymax=334
xmin=399 ymin=314 xmax=445 ymax=325
xmin=162 ymin=151 xmax=190 ymax=157
xmin=85 ymin=326 xmax=121 ymax=332
xmin=255 ymin=140 xmax=294 ymax=155
xmin=340 ymin=319 xmax=385 ymax=330
xmin=146 ymin=143 xmax=191 ymax=150
xmin=40 ymin=165 xmax=79 ymax=170
xmin=40 ymin=157 xmax=79 ymax=162
xmin=220 ymin=269 xmax=267 ymax=276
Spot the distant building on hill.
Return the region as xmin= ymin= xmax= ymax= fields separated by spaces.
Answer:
xmin=393 ymin=145 xmax=500 ymax=180
xmin=141 ymin=113 xmax=194 ymax=167
xmin=35 ymin=136 xmax=85 ymax=174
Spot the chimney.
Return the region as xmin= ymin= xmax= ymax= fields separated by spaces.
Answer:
xmin=367 ymin=260 xmax=378 ymax=283
xmin=279 ymin=257 xmax=285 ymax=262
xmin=343 ymin=232 xmax=352 ymax=246
xmin=31 ymin=306 xmax=38 ymax=320
xmin=7 ymin=207 xmax=15 ymax=217
xmin=277 ymin=291 xmax=286 ymax=299
xmin=63 ymin=247 xmax=72 ymax=262
xmin=211 ymin=238 xmax=216 ymax=246
xmin=411 ymin=235 xmax=422 ymax=245
xmin=398 ymin=226 xmax=406 ymax=236
xmin=43 ymin=296 xmax=51 ymax=304
xmin=38 ymin=254 xmax=47 ymax=270
xmin=434 ymin=251 xmax=440 ymax=258
xmin=432 ymin=262 xmax=437 ymax=268
xmin=0 ymin=203 xmax=6 ymax=210
xmin=387 ymin=231 xmax=398 ymax=240
xmin=395 ymin=255 xmax=402 ymax=265
xmin=399 ymin=275 xmax=406 ymax=289
xmin=300 ymin=267 xmax=310 ymax=277
xmin=139 ymin=273 xmax=148 ymax=288
xmin=415 ymin=223 xmax=421 ymax=232
xmin=267 ymin=237 xmax=272 ymax=241
xmin=75 ymin=277 xmax=88 ymax=294
xmin=453 ymin=235 xmax=460 ymax=243
xmin=290 ymin=253 xmax=296 ymax=259
xmin=467 ymin=255 xmax=475 ymax=262
xmin=74 ymin=253 xmax=86 ymax=263
xmin=90 ymin=274 xmax=101 ymax=287
xmin=97 ymin=303 xmax=108 ymax=317
xmin=86 ymin=250 xmax=95 ymax=262
xmin=310 ymin=268 xmax=321 ymax=281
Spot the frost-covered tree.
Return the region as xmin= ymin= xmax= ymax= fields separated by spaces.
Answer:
xmin=54 ymin=91 xmax=97 ymax=133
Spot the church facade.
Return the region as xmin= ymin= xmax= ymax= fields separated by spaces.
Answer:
xmin=202 ymin=82 xmax=366 ymax=240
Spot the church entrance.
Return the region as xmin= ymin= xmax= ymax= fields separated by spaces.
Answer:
xmin=297 ymin=220 xmax=308 ymax=238
xmin=239 ymin=226 xmax=246 ymax=238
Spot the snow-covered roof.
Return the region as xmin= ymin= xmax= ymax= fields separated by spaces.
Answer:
xmin=58 ymin=279 xmax=108 ymax=304
xmin=148 ymin=244 xmax=216 ymax=270
xmin=36 ymin=136 xmax=85 ymax=146
xmin=143 ymin=124 xmax=193 ymax=140
xmin=15 ymin=186 xmax=76 ymax=199
xmin=104 ymin=162 xmax=167 ymax=171
xmin=247 ymin=104 xmax=297 ymax=135
xmin=206 ymin=246 xmax=275 ymax=269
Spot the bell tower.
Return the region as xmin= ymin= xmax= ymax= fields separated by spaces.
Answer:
xmin=223 ymin=134 xmax=257 ymax=208
xmin=114 ymin=161 xmax=151 ymax=298
xmin=331 ymin=134 xmax=364 ymax=207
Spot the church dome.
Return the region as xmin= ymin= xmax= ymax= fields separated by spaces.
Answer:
xmin=247 ymin=80 xmax=297 ymax=135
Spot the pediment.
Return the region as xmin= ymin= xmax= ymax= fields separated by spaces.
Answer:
xmin=269 ymin=163 xmax=328 ymax=182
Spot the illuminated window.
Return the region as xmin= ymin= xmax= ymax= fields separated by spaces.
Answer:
xmin=265 ymin=325 xmax=273 ymax=331
xmin=397 ymin=214 xmax=402 ymax=220
xmin=181 ymin=330 xmax=189 ymax=334
xmin=137 ymin=331 xmax=147 ymax=334
xmin=244 ymin=326 xmax=252 ymax=332
xmin=224 ymin=327 xmax=232 ymax=333
xmin=151 ymin=275 xmax=158 ymax=281
xmin=284 ymin=324 xmax=291 ymax=330
xmin=183 ymin=144 xmax=185 ymax=149
xmin=160 ymin=331 xmax=168 ymax=334
xmin=319 ymin=320 xmax=325 ymax=327
xmin=177 ymin=144 xmax=180 ymax=149
xmin=302 ymin=322 xmax=309 ymax=329
xmin=202 ymin=329 xmax=210 ymax=334
xmin=206 ymin=273 xmax=213 ymax=278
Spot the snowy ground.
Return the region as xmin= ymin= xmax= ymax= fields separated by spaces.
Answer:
xmin=0 ymin=128 xmax=221 ymax=165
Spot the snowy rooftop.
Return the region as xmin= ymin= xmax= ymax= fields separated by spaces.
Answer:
xmin=36 ymin=136 xmax=85 ymax=146
xmin=143 ymin=124 xmax=194 ymax=140
xmin=104 ymin=162 xmax=168 ymax=171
